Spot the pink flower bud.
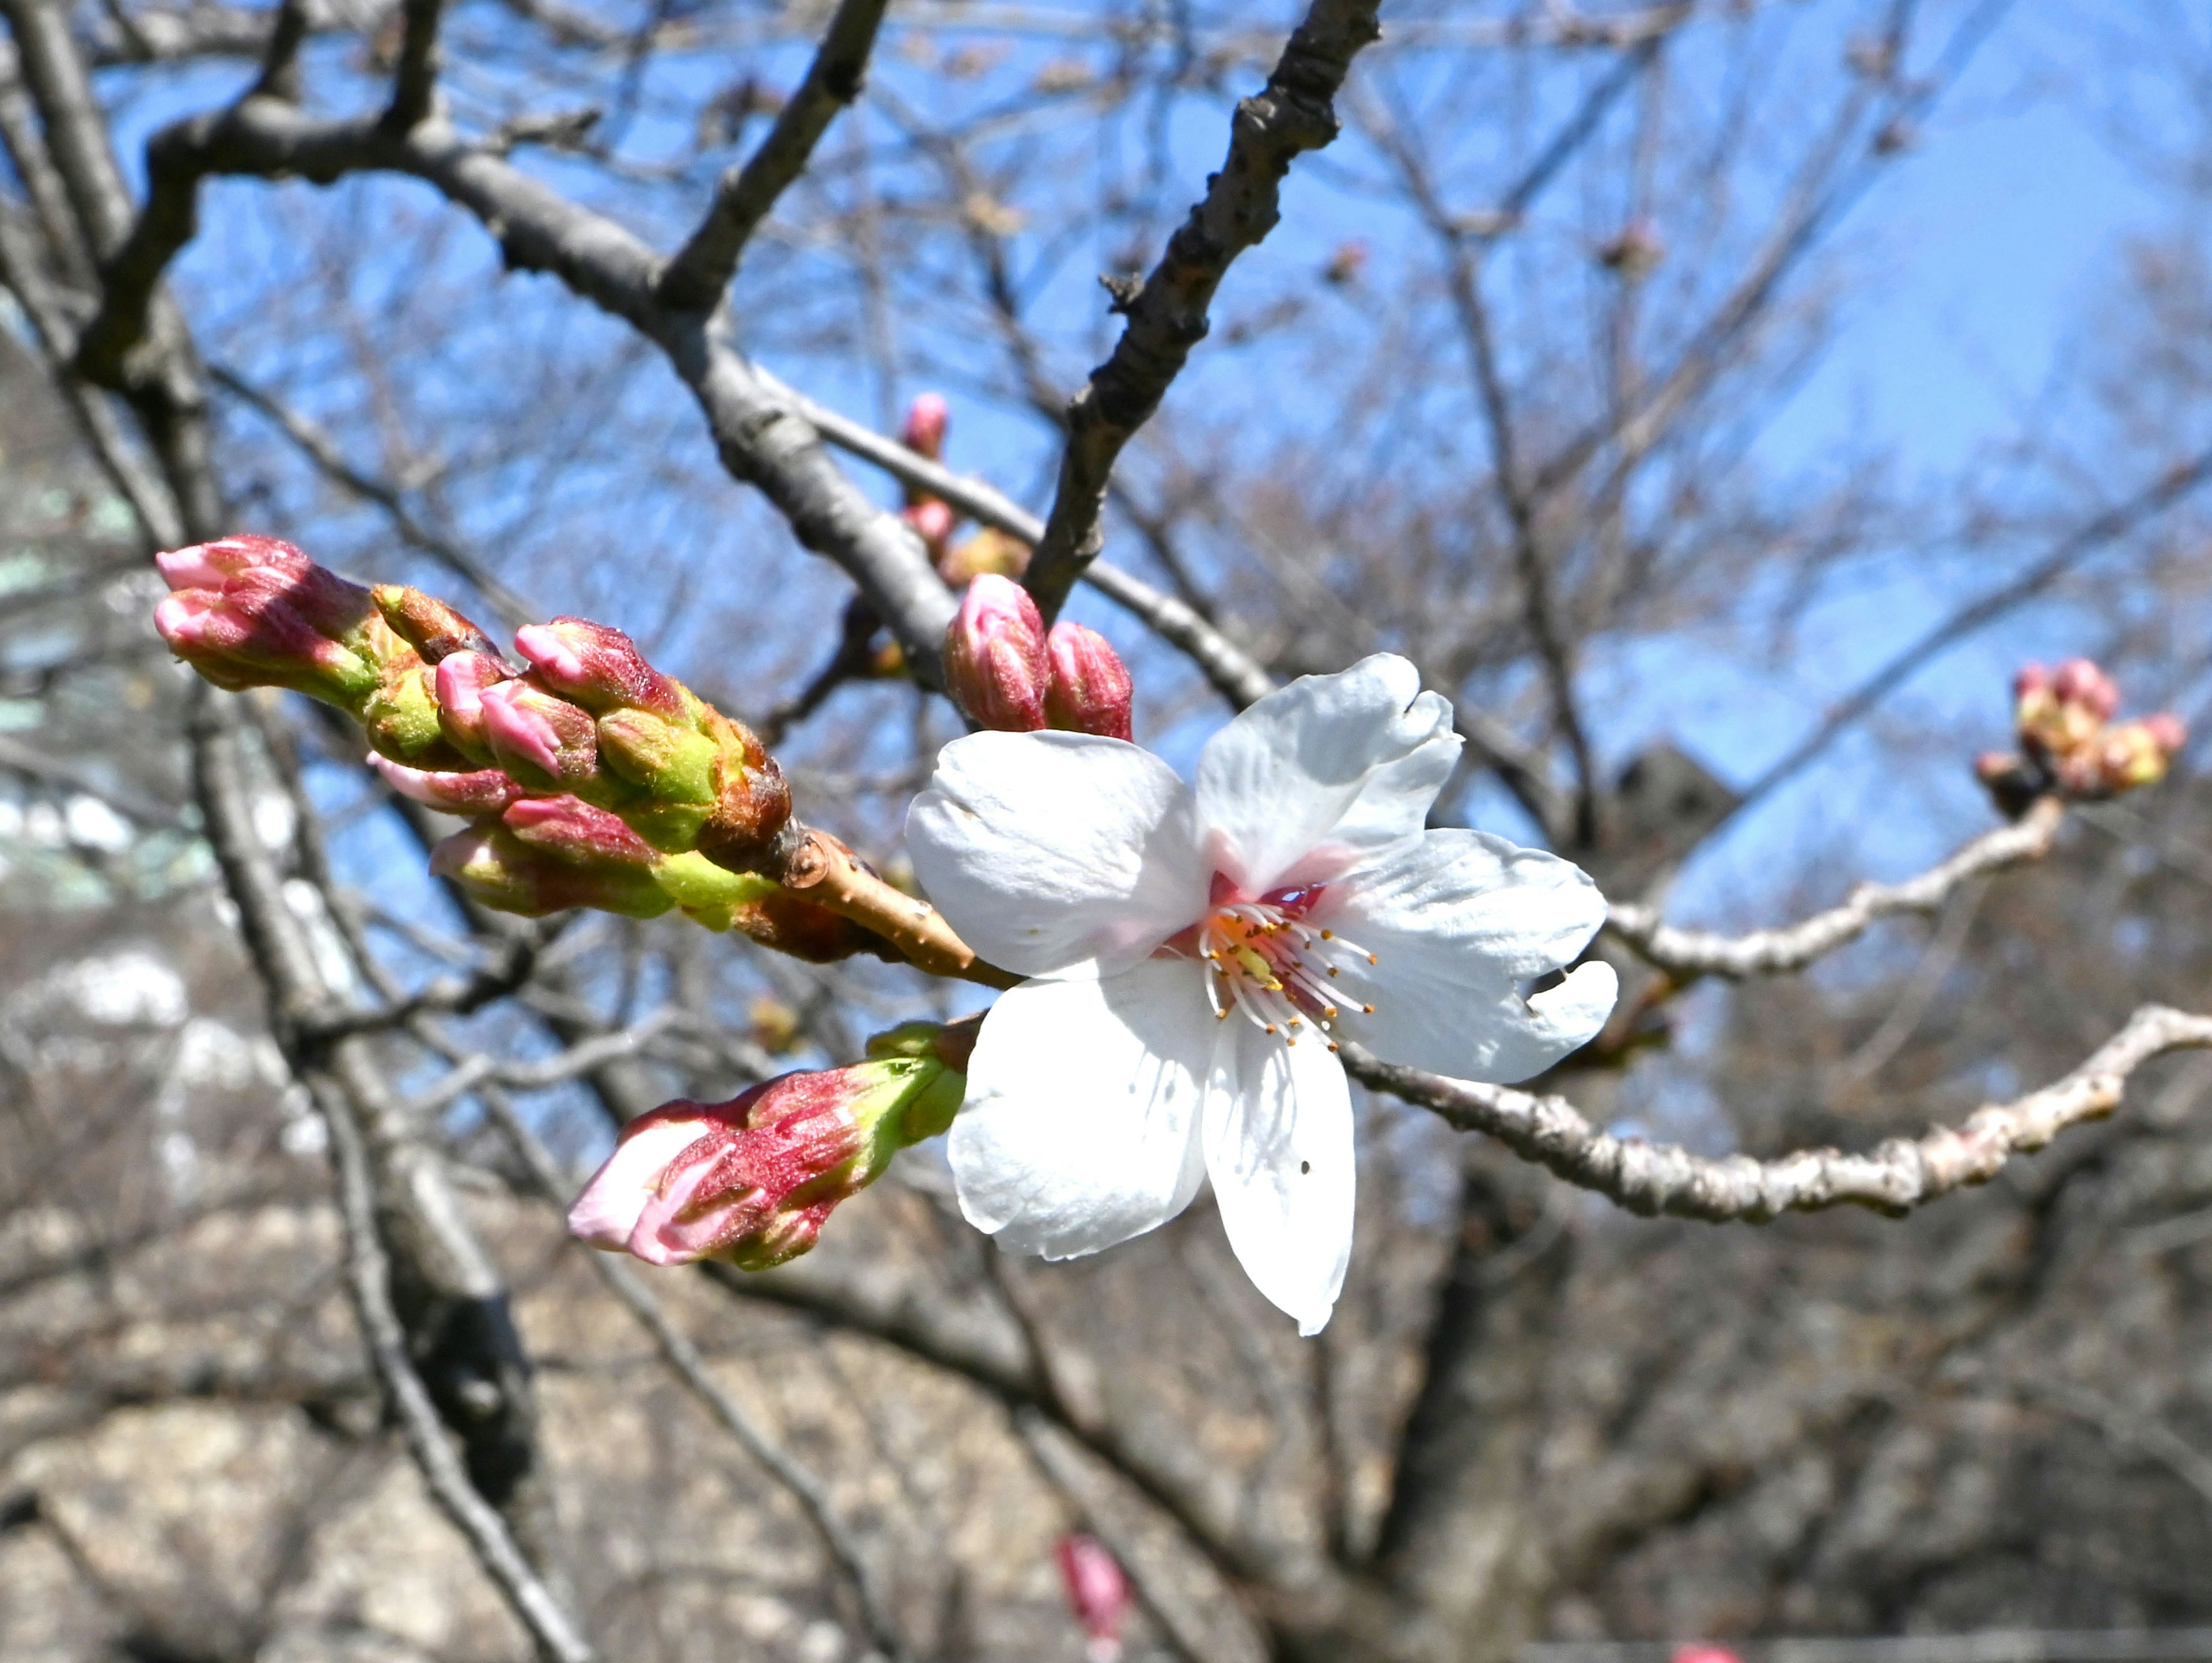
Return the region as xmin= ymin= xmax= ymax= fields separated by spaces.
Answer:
xmin=502 ymin=794 xmax=657 ymax=866
xmin=944 ymin=574 xmax=1047 ymax=731
xmin=1056 ymin=1534 xmax=1130 ymax=1661
xmin=366 ymin=755 xmax=530 ymax=815
xmin=156 ymin=533 xmax=309 ymax=594
xmin=513 ymin=617 xmax=688 ymax=722
xmin=570 ymin=1039 xmax=967 ymax=1271
xmin=938 ymin=526 xmax=1030 ymax=586
xmin=1043 ymin=622 xmax=1134 ymax=740
xmin=2052 ymin=657 xmax=2119 ymax=721
xmin=2143 ymin=711 xmax=2188 ymax=756
xmin=902 ymin=498 xmax=956 ymax=559
xmin=478 ymin=677 xmax=602 ymax=789
xmin=154 ymin=586 xmax=378 ymax=704
xmin=2096 ymin=721 xmax=2177 ymax=792
xmin=900 ymin=392 xmax=949 ymax=460
xmin=2012 ymin=661 xmax=2051 ymax=703
xmin=566 ymin=1102 xmax=744 ymax=1251
xmin=434 ymin=650 xmax=511 ymax=753
xmin=1671 ymin=1647 xmax=1743 ymax=1663
xmin=210 ymin=543 xmax=379 ymax=645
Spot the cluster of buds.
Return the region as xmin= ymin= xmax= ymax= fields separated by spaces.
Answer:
xmin=1055 ymin=1533 xmax=1132 ymax=1663
xmin=1975 ymin=657 xmax=2187 ymax=816
xmin=942 ymin=575 xmax=1134 ymax=740
xmin=895 ymin=392 xmax=1032 ymax=588
xmin=566 ymin=1017 xmax=975 ymax=1269
xmin=155 ymin=536 xmax=882 ymax=959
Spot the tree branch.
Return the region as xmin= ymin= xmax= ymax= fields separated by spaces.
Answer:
xmin=1342 ymin=1002 xmax=2212 ymax=1221
xmin=66 ymin=98 xmax=959 ymax=675
xmin=378 ymin=0 xmax=445 ymax=131
xmin=1020 ymin=0 xmax=1382 ymax=620
xmin=309 ymin=1067 xmax=598 ymax=1663
xmin=1605 ymin=797 xmax=2063 ymax=981
xmin=656 ymin=0 xmax=888 ymax=309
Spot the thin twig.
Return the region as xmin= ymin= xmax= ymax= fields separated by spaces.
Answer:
xmin=1731 ymin=445 xmax=2212 ymax=819
xmin=311 ymin=1070 xmax=599 ymax=1663
xmin=1021 ymin=0 xmax=1384 ymax=619
xmin=656 ymin=0 xmax=890 ymax=309
xmin=209 ymin=359 xmax=536 ymax=628
xmin=1343 ymin=1002 xmax=2212 ymax=1221
xmin=1605 ymin=797 xmax=2064 ymax=980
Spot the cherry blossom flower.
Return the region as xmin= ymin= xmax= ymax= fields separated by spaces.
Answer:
xmin=906 ymin=654 xmax=1616 ymax=1334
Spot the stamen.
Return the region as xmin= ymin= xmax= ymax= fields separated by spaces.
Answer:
xmin=1195 ymin=883 xmax=1374 ymax=1053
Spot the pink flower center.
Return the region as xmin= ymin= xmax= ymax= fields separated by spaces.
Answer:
xmin=1191 ymin=876 xmax=1376 ymax=1050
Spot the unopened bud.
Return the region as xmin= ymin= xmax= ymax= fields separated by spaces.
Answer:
xmin=2052 ymin=657 xmax=2119 ymax=721
xmin=429 ymin=820 xmax=672 ymax=919
xmin=2012 ymin=661 xmax=2051 ymax=703
xmin=2098 ymin=719 xmax=2179 ymax=791
xmin=944 ymin=574 xmax=1047 ymax=731
xmin=1043 ymin=622 xmax=1134 ymax=740
xmin=373 ymin=584 xmax=506 ymax=665
xmin=567 ymin=1025 xmax=968 ymax=1270
xmin=514 ymin=617 xmax=688 ymax=722
xmin=1056 ymin=1534 xmax=1131 ymax=1663
xmin=503 ymin=793 xmax=658 ymax=866
xmin=938 ymin=526 xmax=1031 ymax=586
xmin=154 ymin=586 xmax=380 ymax=706
xmin=903 ymin=498 xmax=956 ymax=560
xmin=900 ymin=392 xmax=949 ymax=460
xmin=693 ymin=708 xmax=794 ymax=874
xmin=433 ymin=650 xmax=512 ymax=755
xmin=158 ymin=535 xmax=377 ymax=644
xmin=478 ymin=677 xmax=605 ymax=791
xmin=366 ymin=753 xmax=529 ymax=815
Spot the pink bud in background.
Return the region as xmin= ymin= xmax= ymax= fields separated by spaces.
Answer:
xmin=2142 ymin=711 xmax=2188 ymax=757
xmin=1055 ymin=1533 xmax=1130 ymax=1663
xmin=900 ymin=392 xmax=949 ymax=460
xmin=903 ymin=497 xmax=956 ymax=560
xmin=1671 ymin=1647 xmax=1743 ymax=1663
xmin=366 ymin=753 xmax=529 ymax=816
xmin=513 ymin=616 xmax=687 ymax=721
xmin=943 ymin=574 xmax=1047 ymax=731
xmin=2052 ymin=657 xmax=2119 ymax=721
xmin=1043 ymin=622 xmax=1134 ymax=741
xmin=2012 ymin=661 xmax=2051 ymax=703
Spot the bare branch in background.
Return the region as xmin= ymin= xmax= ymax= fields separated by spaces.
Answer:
xmin=1608 ymin=797 xmax=2064 ymax=980
xmin=657 ymin=0 xmax=891 ymax=309
xmin=1021 ymin=0 xmax=1383 ymax=620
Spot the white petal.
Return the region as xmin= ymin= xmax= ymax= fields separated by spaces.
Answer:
xmin=1321 ymin=829 xmax=1617 ymax=1084
xmin=566 ymin=1112 xmax=718 ymax=1250
xmin=1195 ymin=654 xmax=1461 ymax=893
xmin=908 ymin=731 xmax=1208 ymax=977
xmin=1202 ymin=1021 xmax=1355 ymax=1336
xmin=950 ymin=957 xmax=1214 ymax=1260
xmin=1332 ymin=829 xmax=1608 ymax=979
